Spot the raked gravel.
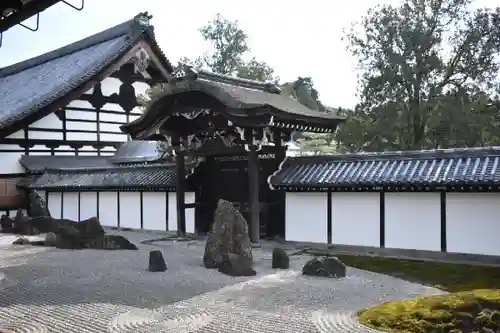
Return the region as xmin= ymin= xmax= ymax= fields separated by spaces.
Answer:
xmin=0 ymin=231 xmax=445 ymax=333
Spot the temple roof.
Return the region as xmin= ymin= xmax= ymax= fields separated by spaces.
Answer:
xmin=27 ymin=164 xmax=178 ymax=190
xmin=20 ymin=140 xmax=167 ymax=174
xmin=269 ymin=146 xmax=500 ymax=191
xmin=0 ymin=12 xmax=172 ymax=136
xmin=121 ymin=69 xmax=346 ymax=139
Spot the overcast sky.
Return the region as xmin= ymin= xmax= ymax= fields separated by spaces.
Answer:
xmin=0 ymin=0 xmax=496 ymax=109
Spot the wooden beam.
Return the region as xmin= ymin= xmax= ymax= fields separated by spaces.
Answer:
xmin=175 ymin=147 xmax=186 ymax=236
xmin=247 ymin=145 xmax=260 ymax=243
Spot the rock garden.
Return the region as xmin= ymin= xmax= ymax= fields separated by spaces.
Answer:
xmin=1 ymin=190 xmax=138 ymax=250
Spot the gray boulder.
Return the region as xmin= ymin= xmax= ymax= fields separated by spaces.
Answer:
xmin=148 ymin=250 xmax=167 ymax=272
xmin=302 ymin=257 xmax=346 ymax=278
xmin=12 ymin=237 xmax=30 ymax=245
xmin=272 ymin=247 xmax=290 ymax=269
xmin=27 ymin=190 xmax=51 ymax=219
xmin=203 ymin=199 xmax=253 ymax=270
xmin=218 ymin=252 xmax=256 ymax=277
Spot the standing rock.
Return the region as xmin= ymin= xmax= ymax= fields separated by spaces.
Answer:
xmin=302 ymin=257 xmax=346 ymax=278
xmin=148 ymin=250 xmax=167 ymax=272
xmin=203 ymin=199 xmax=253 ymax=270
xmin=0 ymin=214 xmax=13 ymax=232
xmin=27 ymin=190 xmax=51 ymax=219
xmin=218 ymin=252 xmax=256 ymax=277
xmin=272 ymin=248 xmax=290 ymax=269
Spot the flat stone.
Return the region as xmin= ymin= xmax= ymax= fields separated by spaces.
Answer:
xmin=302 ymin=256 xmax=346 ymax=278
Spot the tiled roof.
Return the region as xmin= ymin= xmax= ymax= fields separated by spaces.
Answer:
xmin=269 ymin=146 xmax=500 ymax=190
xmin=121 ymin=69 xmax=345 ymax=138
xmin=20 ymin=155 xmax=115 ymax=174
xmin=110 ymin=140 xmax=166 ymax=163
xmin=0 ymin=12 xmax=172 ymax=131
xmin=20 ymin=141 xmax=168 ymax=173
xmin=28 ymin=165 xmax=178 ymax=190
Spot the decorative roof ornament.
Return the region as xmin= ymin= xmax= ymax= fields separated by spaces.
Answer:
xmin=134 ymin=12 xmax=152 ymax=27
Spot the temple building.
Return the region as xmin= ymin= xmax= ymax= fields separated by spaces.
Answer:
xmin=0 ymin=12 xmax=177 ymax=222
xmin=0 ymin=12 xmax=499 ymax=258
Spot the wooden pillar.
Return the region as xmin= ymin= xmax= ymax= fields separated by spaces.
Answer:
xmin=247 ymin=144 xmax=260 ymax=243
xmin=272 ymin=129 xmax=286 ymax=238
xmin=174 ymin=139 xmax=186 ymax=237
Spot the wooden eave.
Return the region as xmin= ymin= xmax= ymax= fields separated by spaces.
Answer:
xmin=121 ymin=77 xmax=346 ymax=139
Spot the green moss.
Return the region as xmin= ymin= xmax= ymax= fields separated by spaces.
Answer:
xmin=358 ymin=290 xmax=500 ymax=333
xmin=335 ymin=255 xmax=500 ymax=292
xmin=332 ymin=255 xmax=500 ymax=332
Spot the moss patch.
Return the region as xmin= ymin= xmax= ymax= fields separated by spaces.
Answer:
xmin=333 ymin=255 xmax=500 ymax=332
xmin=335 ymin=255 xmax=500 ymax=292
xmin=359 ymin=289 xmax=500 ymax=333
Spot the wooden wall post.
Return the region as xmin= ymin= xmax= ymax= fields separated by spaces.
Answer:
xmin=247 ymin=144 xmax=260 ymax=243
xmin=174 ymin=136 xmax=186 ymax=236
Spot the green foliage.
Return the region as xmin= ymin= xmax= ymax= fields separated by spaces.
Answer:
xmin=199 ymin=13 xmax=250 ymax=75
xmin=341 ymin=0 xmax=500 ymax=151
xmin=236 ymin=57 xmax=276 ymax=83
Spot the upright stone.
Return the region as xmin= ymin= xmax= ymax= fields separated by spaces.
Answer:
xmin=27 ymin=190 xmax=51 ymax=218
xmin=272 ymin=247 xmax=290 ymax=269
xmin=203 ymin=199 xmax=253 ymax=270
xmin=148 ymin=250 xmax=167 ymax=272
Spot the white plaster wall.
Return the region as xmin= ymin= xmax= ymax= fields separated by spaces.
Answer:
xmin=385 ymin=193 xmax=441 ymax=251
xmin=62 ymin=192 xmax=79 ymax=221
xmin=142 ymin=192 xmax=167 ymax=231
xmin=331 ymin=192 xmax=380 ymax=247
xmin=98 ymin=192 xmax=118 ymax=227
xmin=168 ymin=192 xmax=196 ymax=233
xmin=47 ymin=192 xmax=62 ymax=219
xmin=0 ymin=152 xmax=24 ymax=174
xmin=80 ymin=192 xmax=98 ymax=221
xmin=29 ymin=112 xmax=63 ymax=130
xmin=446 ymin=193 xmax=500 ymax=256
xmin=185 ymin=192 xmax=195 ymax=234
xmin=119 ymin=192 xmax=141 ymax=229
xmin=285 ymin=192 xmax=328 ymax=243
xmin=168 ymin=192 xmax=177 ymax=232
xmin=1 ymin=211 xmax=13 ymax=217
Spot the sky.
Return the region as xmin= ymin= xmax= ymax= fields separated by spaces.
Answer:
xmin=0 ymin=0 xmax=497 ymax=109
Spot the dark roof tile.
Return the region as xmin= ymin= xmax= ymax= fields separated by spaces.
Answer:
xmin=269 ymin=146 xmax=500 ymax=189
xmin=20 ymin=155 xmax=114 ymax=173
xmin=28 ymin=165 xmax=178 ymax=190
xmin=122 ymin=69 xmax=345 ymax=138
xmin=0 ymin=13 xmax=171 ymax=131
